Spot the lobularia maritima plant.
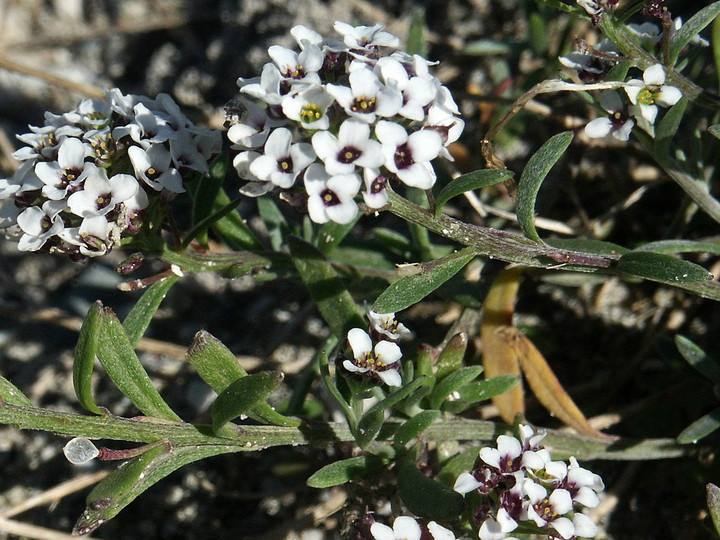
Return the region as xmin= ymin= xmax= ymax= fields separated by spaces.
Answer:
xmin=0 ymin=3 xmax=719 ymax=537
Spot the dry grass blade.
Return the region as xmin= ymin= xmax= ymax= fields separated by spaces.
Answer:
xmin=0 ymin=517 xmax=100 ymax=540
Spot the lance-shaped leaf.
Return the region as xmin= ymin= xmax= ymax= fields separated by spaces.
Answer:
xmin=677 ymin=406 xmax=720 ymax=444
xmin=616 ymin=251 xmax=712 ymax=284
xmin=211 ymin=371 xmax=284 ymax=434
xmin=210 ymin=187 xmax=263 ymax=251
xmin=122 ymin=275 xmax=179 ymax=348
xmin=97 ymin=306 xmax=181 ymax=422
xmin=675 ymin=335 xmax=720 ymax=383
xmin=0 ymin=374 xmax=32 ymax=407
xmin=435 ymin=333 xmax=468 ymax=380
xmin=356 ymin=410 xmax=385 ymax=448
xmin=669 ymin=1 xmax=720 ymax=64
xmin=307 ymin=455 xmax=387 ymax=488
xmin=289 ymin=236 xmax=365 ymax=338
xmin=363 ymin=377 xmax=427 ymax=418
xmin=398 ymin=459 xmax=465 ymax=520
xmin=258 ymin=196 xmax=290 ymax=251
xmin=73 ymin=443 xmax=235 ymax=536
xmin=708 ymin=483 xmax=720 ymax=536
xmin=316 ymin=215 xmax=360 ymax=255
xmin=429 ymin=366 xmax=484 ymax=410
xmin=481 ymin=267 xmax=525 ymax=422
xmin=654 ymin=98 xmax=687 ymax=159
xmin=502 ymin=326 xmax=610 ymax=439
xmin=434 ymin=169 xmax=514 ymax=216
xmin=187 ymin=331 xmax=299 ymax=427
xmin=634 ymin=239 xmax=720 ymax=255
xmin=443 ymin=375 xmax=519 ymax=414
xmin=186 ymin=154 xmax=227 ymax=247
xmin=373 ymin=248 xmax=475 ymax=313
xmin=73 ymin=301 xmax=103 ymax=414
xmin=393 ymin=410 xmax=440 ymax=448
xmin=516 ymin=131 xmax=573 ymax=243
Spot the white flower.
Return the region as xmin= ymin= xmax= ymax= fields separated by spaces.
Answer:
xmin=13 ymin=125 xmax=64 ymax=162
xmin=112 ymin=102 xmax=174 ymax=145
xmin=478 ymin=511 xmax=519 ymax=540
xmin=128 ymin=144 xmax=184 ymax=193
xmin=333 ymin=21 xmax=399 ymax=51
xmin=480 ymin=434 xmax=523 ymax=471
xmin=453 ymin=472 xmax=483 ymax=494
xmin=564 ymin=456 xmax=605 ymax=508
xmin=375 ymin=57 xmax=437 ymax=121
xmin=584 ymin=91 xmax=634 ymax=141
xmin=572 ymin=512 xmax=599 ymax=538
xmin=249 ymin=128 xmax=315 ymax=189
xmin=312 ymin=118 xmax=384 ymax=175
xmin=16 ymin=200 xmax=66 ymax=251
xmin=34 ymin=137 xmax=94 ymax=200
xmin=282 ymin=85 xmax=335 ymax=131
xmin=239 ymin=64 xmax=285 ymax=105
xmin=376 ymin=122 xmax=443 ymax=189
xmin=362 ymin=168 xmax=390 ymax=209
xmin=343 ymin=327 xmax=402 ymax=386
xmin=367 ymin=309 xmax=411 ymax=341
xmin=268 ymin=42 xmax=324 ymax=82
xmin=226 ymin=99 xmax=280 ymax=150
xmin=370 ymin=516 xmax=455 ymax=540
xmin=304 ymin=163 xmax=361 ymax=225
xmin=524 ymin=481 xmax=574 ymax=538
xmin=67 ymin=169 xmax=139 ymax=218
xmin=327 ymin=64 xmax=403 ymax=123
xmin=625 ymin=64 xmax=682 ymax=124
xmin=59 ymin=215 xmax=115 ymax=258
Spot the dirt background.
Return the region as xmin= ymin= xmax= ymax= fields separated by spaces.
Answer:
xmin=0 ymin=0 xmax=718 ymax=539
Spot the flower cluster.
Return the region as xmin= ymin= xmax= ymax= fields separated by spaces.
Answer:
xmin=342 ymin=310 xmax=410 ymax=387
xmin=0 ymin=89 xmax=221 ymax=260
xmin=353 ymin=511 xmax=456 ymax=540
xmin=454 ymin=425 xmax=603 ymax=540
xmin=227 ymin=21 xmax=464 ymax=224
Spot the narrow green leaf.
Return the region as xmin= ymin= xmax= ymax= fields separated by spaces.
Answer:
xmin=546 ymin=237 xmax=630 ymax=255
xmin=393 ymin=410 xmax=440 ymax=448
xmin=435 ymin=169 xmax=513 ymax=216
xmin=373 ymin=228 xmax=414 ymax=257
xmin=707 ymin=483 xmax=720 ymax=536
xmin=73 ymin=443 xmax=233 ymax=536
xmin=398 ymin=459 xmax=465 ymax=520
xmin=406 ymin=6 xmax=427 ymax=57
xmin=97 ymin=307 xmax=181 ymax=422
xmin=669 ymin=1 xmax=720 ymax=64
xmin=73 ymin=301 xmax=103 ymax=414
xmin=516 ymin=131 xmax=573 ymax=243
xmin=210 ymin=187 xmax=263 ymax=251
xmin=677 ymin=406 xmax=720 ymax=443
xmin=654 ymin=98 xmax=687 ymax=159
xmin=675 ymin=335 xmax=720 ymax=383
xmin=435 ymin=333 xmax=468 ymax=380
xmin=356 ymin=410 xmax=385 ymax=448
xmin=605 ymin=60 xmax=631 ymax=82
xmin=307 ymin=455 xmax=387 ymax=488
xmin=429 ymin=366 xmax=484 ymax=410
xmin=710 ymin=124 xmax=720 ymax=139
xmin=187 ymin=154 xmax=227 ymax=246
xmin=0 ymin=374 xmax=32 ymax=407
xmin=211 ymin=371 xmax=283 ymax=434
xmin=122 ymin=276 xmax=179 ymax=348
xmin=258 ymin=196 xmax=290 ymax=251
xmin=316 ymin=216 xmax=360 ymax=255
xmin=443 ymin=375 xmax=519 ymax=414
xmin=616 ymin=251 xmax=712 ymax=284
xmin=635 ymin=239 xmax=720 ymax=255
xmin=373 ymin=249 xmax=475 ymax=313
xmin=181 ymin=196 xmax=243 ymax=250
xmin=289 ymin=236 xmax=365 ymax=338
xmin=187 ymin=332 xmax=300 ymax=427
xmin=464 ymin=39 xmax=511 ymax=55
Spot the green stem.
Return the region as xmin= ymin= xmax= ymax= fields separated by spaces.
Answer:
xmin=0 ymin=399 xmax=691 ymax=461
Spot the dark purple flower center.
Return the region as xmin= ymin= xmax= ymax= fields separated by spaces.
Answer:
xmin=394 ymin=143 xmax=414 ymax=169
xmin=338 ymin=146 xmax=361 ymax=164
xmin=321 ymin=188 xmax=340 ymax=207
xmin=278 ymin=156 xmax=294 ymax=172
xmin=370 ymin=174 xmax=387 ymax=194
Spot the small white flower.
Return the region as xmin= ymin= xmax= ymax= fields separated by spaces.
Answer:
xmin=453 ymin=472 xmax=483 ymax=494
xmin=67 ymin=169 xmax=139 ymax=218
xmin=376 ymin=121 xmax=443 ymax=189
xmin=239 ymin=64 xmax=285 ymax=105
xmin=572 ymin=512 xmax=599 ymax=538
xmin=16 ymin=200 xmax=66 ymax=251
xmin=268 ymin=42 xmax=324 ymax=81
xmin=249 ymin=128 xmax=315 ymax=188
xmin=128 ymin=144 xmax=184 ymax=193
xmin=480 ymin=435 xmax=522 ymax=471
xmin=60 ymin=215 xmax=115 ymax=258
xmin=343 ymin=327 xmax=402 ymax=386
xmin=333 ymin=21 xmax=400 ymax=51
xmin=367 ymin=309 xmax=411 ymax=341
xmin=304 ymin=163 xmax=361 ymax=225
xmin=312 ymin=118 xmax=384 ymax=175
xmin=327 ymin=64 xmax=403 ymax=123
xmin=625 ymin=64 xmax=682 ymax=124
xmin=112 ymin=102 xmax=174 ymax=145
xmin=584 ymin=91 xmax=634 ymax=141
xmin=226 ymin=99 xmax=280 ymax=150
xmin=282 ymin=85 xmax=335 ymax=131
xmin=375 ymin=57 xmax=437 ymax=121
xmin=478 ymin=512 xmax=519 ymax=540
xmin=34 ymin=137 xmax=94 ymax=200
xmin=362 ymin=168 xmax=390 ymax=209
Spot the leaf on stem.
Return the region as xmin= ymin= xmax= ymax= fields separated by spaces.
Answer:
xmin=434 ymin=169 xmax=513 ymax=216
xmin=442 ymin=375 xmax=519 ymax=414
xmin=307 ymin=455 xmax=387 ymax=488
xmin=210 ymin=186 xmax=263 ymax=251
xmin=515 ymin=131 xmax=573 ymax=243
xmin=73 ymin=301 xmax=104 ymax=414
xmin=97 ymin=306 xmax=181 ymax=422
xmin=634 ymin=239 xmax=720 ymax=255
xmin=428 ymin=366 xmax=484 ymax=410
xmin=187 ymin=331 xmax=300 ymax=427
xmin=654 ymin=98 xmax=687 ymax=159
xmin=707 ymin=483 xmax=720 ymax=536
xmin=435 ymin=333 xmax=469 ymax=380
xmin=122 ymin=275 xmax=179 ymax=348
xmin=675 ymin=335 xmax=720 ymax=383
xmin=393 ymin=410 xmax=440 ymax=448
xmin=211 ymin=371 xmax=284 ymax=434
xmin=186 ymin=154 xmax=227 ymax=247
xmin=398 ymin=458 xmax=465 ymax=520
xmin=616 ymin=251 xmax=712 ymax=284
xmin=677 ymin=406 xmax=720 ymax=444
xmin=289 ymin=236 xmax=365 ymax=338
xmin=0 ymin=374 xmax=32 ymax=407
xmin=669 ymin=1 xmax=720 ymax=65
xmin=373 ymin=248 xmax=475 ymax=313
xmin=316 ymin=216 xmax=361 ymax=255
